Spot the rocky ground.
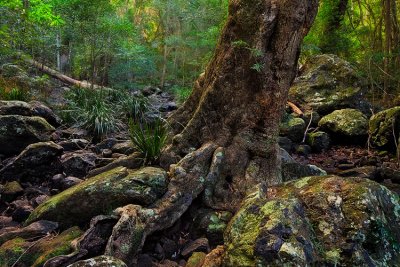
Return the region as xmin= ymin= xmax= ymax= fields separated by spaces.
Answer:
xmin=0 ymin=54 xmax=399 ymax=266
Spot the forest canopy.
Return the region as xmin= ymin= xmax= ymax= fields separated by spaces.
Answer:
xmin=1 ymin=0 xmax=399 ymax=105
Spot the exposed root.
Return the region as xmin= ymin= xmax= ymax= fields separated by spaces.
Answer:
xmin=44 ymin=215 xmax=118 ymax=267
xmin=104 ymin=143 xmax=221 ymax=265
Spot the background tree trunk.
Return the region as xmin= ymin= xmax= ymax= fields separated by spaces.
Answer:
xmin=105 ymin=0 xmax=318 ymax=264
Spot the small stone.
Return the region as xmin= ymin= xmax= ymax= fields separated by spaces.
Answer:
xmin=112 ymin=141 xmax=134 ymax=155
xmin=61 ymin=150 xmax=97 ymax=178
xmin=306 ymin=131 xmax=330 ymax=152
xmin=32 ymin=195 xmax=49 ymax=207
xmin=51 ymin=173 xmax=65 ymax=188
xmin=58 ymin=139 xmax=90 ymax=151
xmin=295 ymin=144 xmax=311 ymax=156
xmin=102 ymin=149 xmax=113 ymax=158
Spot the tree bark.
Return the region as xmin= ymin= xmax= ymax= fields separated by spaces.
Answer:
xmin=104 ymin=0 xmax=318 ymax=265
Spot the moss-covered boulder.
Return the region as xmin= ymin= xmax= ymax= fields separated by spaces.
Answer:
xmin=279 ymin=115 xmax=306 ymax=143
xmin=289 ymin=54 xmax=370 ymax=115
xmin=68 ymin=256 xmax=128 ymax=267
xmin=318 ymin=109 xmax=368 ymax=140
xmin=369 ymin=106 xmax=400 ymax=151
xmin=26 ymin=167 xmax=168 ymax=229
xmin=0 ymin=226 xmax=82 ymax=267
xmin=0 ymin=115 xmax=55 ymax=156
xmin=224 ymin=176 xmax=400 ymax=266
xmin=0 ymin=181 xmax=24 ymax=202
xmin=306 ymin=131 xmax=330 ymax=152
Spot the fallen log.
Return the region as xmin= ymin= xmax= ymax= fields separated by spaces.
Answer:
xmin=19 ymin=54 xmax=104 ymax=90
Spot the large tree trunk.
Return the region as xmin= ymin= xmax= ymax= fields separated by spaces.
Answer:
xmin=104 ymin=0 xmax=318 ymax=265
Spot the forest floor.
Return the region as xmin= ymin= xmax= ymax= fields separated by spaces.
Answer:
xmin=293 ymin=145 xmax=400 ymax=194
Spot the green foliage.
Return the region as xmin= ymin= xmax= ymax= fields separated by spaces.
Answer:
xmin=128 ymin=118 xmax=168 ymax=165
xmin=172 ymin=85 xmax=192 ymax=104
xmin=0 ymin=87 xmax=29 ymax=101
xmin=61 ymin=86 xmax=152 ymax=139
xmin=61 ymin=88 xmax=121 ymax=138
xmin=113 ymin=91 xmax=150 ymax=121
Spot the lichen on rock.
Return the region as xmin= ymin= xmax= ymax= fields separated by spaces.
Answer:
xmin=0 ymin=226 xmax=82 ymax=267
xmin=223 ymin=176 xmax=400 ymax=266
xmin=369 ymin=106 xmax=400 ymax=150
xmin=26 ymin=167 xmax=168 ymax=229
xmin=318 ymin=108 xmax=368 ymax=139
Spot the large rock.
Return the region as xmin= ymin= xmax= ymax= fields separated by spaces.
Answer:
xmin=29 ymin=101 xmax=61 ymax=127
xmin=318 ymin=109 xmax=368 ymax=140
xmin=0 ymin=100 xmax=31 ymax=116
xmin=0 ymin=226 xmax=82 ymax=267
xmin=0 ymin=115 xmax=55 ymax=156
xmin=369 ymin=106 xmax=400 ymax=150
xmin=224 ymin=176 xmax=400 ymax=266
xmin=26 ymin=167 xmax=168 ymax=229
xmin=289 ymin=54 xmax=369 ymax=115
xmin=0 ymin=100 xmax=61 ymax=126
xmin=0 ymin=141 xmax=63 ymax=183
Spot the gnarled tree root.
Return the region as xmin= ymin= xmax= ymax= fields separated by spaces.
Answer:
xmin=103 ymin=143 xmax=224 ymax=265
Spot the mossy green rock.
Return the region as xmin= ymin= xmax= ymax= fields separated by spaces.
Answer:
xmin=0 ymin=226 xmax=82 ymax=267
xmin=0 ymin=181 xmax=23 ymax=202
xmin=186 ymin=252 xmax=207 ymax=267
xmin=289 ymin=54 xmax=369 ymax=115
xmin=306 ymin=131 xmax=330 ymax=152
xmin=224 ymin=176 xmax=400 ymax=266
xmin=279 ymin=115 xmax=306 ymax=142
xmin=26 ymin=167 xmax=167 ymax=229
xmin=369 ymin=106 xmax=400 ymax=150
xmin=0 ymin=115 xmax=55 ymax=156
xmin=318 ymin=109 xmax=368 ymax=137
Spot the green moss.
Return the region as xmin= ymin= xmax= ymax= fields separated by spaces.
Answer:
xmin=226 ymin=175 xmax=400 ymax=266
xmin=26 ymin=167 xmax=167 ymax=229
xmin=186 ymin=252 xmax=206 ymax=267
xmin=0 ymin=238 xmax=26 ymax=266
xmin=325 ymin=248 xmax=342 ymax=264
xmin=293 ymin=176 xmax=312 ymax=189
xmin=319 ymin=109 xmax=368 ymax=136
xmin=0 ymin=227 xmax=82 ymax=267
